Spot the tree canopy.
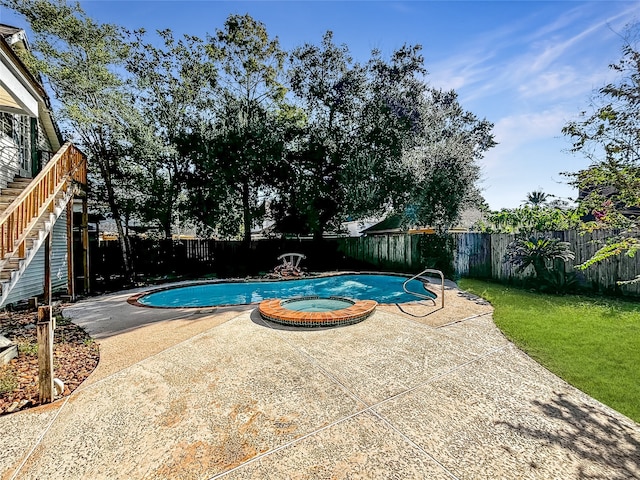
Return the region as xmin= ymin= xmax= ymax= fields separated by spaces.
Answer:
xmin=563 ymin=24 xmax=640 ymax=283
xmin=5 ymin=2 xmax=496 ymax=252
xmin=2 ymin=0 xmax=143 ymax=276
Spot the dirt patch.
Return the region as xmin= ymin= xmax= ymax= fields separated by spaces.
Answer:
xmin=0 ymin=308 xmax=99 ymax=415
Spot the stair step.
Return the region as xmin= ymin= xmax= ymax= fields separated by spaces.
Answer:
xmin=1 ymin=187 xmax=24 ymax=197
xmin=7 ymin=180 xmax=31 ymax=188
xmin=0 ymin=191 xmax=20 ymax=199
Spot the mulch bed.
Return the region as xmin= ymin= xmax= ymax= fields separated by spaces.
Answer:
xmin=0 ymin=307 xmax=99 ymax=415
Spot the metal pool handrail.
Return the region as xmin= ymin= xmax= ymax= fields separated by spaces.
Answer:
xmin=402 ymin=268 xmax=445 ymax=309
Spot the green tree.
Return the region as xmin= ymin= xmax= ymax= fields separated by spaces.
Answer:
xmin=400 ymin=88 xmax=495 ymax=230
xmin=523 ymin=190 xmax=549 ymax=206
xmin=283 ymin=35 xmax=494 ymax=238
xmin=185 ymin=14 xmax=287 ymax=244
xmin=563 ymin=25 xmax=640 ymax=284
xmin=345 ymin=44 xmax=428 ymax=219
xmin=283 ymin=31 xmax=367 ymax=239
xmin=477 ymin=205 xmax=582 ymax=235
xmin=127 ymin=30 xmax=217 ymax=238
xmin=3 ymin=0 xmax=140 ymax=279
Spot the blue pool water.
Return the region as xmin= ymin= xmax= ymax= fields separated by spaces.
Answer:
xmin=281 ymin=297 xmax=355 ymax=312
xmin=137 ymin=274 xmax=435 ymax=307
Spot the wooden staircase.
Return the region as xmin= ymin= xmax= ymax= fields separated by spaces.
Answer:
xmin=0 ymin=142 xmax=86 ymax=307
xmin=0 ymin=178 xmax=31 ymax=279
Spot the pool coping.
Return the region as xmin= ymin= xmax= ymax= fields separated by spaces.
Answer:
xmin=126 ymin=271 xmax=438 ymax=309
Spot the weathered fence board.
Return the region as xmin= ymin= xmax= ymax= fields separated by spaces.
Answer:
xmin=91 ymin=230 xmax=639 ymax=297
xmin=451 ymin=229 xmax=639 ymax=296
xmin=452 ymin=233 xmax=491 ymax=278
xmin=336 ymin=235 xmax=418 ymax=272
xmin=340 ymin=230 xmax=639 ymax=296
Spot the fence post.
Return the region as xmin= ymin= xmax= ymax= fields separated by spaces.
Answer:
xmin=66 ymin=200 xmax=75 ymax=300
xmin=37 ymin=306 xmax=54 ymax=404
xmin=43 ymin=232 xmax=52 ymax=304
xmin=82 ymin=197 xmax=90 ymax=293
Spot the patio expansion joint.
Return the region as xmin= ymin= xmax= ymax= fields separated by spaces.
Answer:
xmin=212 ymin=316 xmax=509 ymax=479
xmin=435 ymin=311 xmax=493 ymax=329
xmin=367 ymin=408 xmax=461 ymax=480
xmin=368 ymin=343 xmax=509 ymax=414
xmin=8 ymin=397 xmax=71 ymax=480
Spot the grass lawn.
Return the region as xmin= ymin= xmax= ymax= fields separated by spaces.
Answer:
xmin=458 ymin=278 xmax=640 ymax=423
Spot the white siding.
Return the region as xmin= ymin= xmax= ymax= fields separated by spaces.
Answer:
xmin=37 ymin=120 xmax=51 ymax=150
xmin=3 ymin=210 xmax=68 ymax=305
xmin=0 ymin=113 xmax=55 ymax=188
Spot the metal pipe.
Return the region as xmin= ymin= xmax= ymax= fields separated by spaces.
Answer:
xmin=402 ymin=268 xmax=445 ymax=309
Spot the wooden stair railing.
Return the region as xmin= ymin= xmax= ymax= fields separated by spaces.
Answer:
xmin=0 ymin=141 xmax=87 ymax=260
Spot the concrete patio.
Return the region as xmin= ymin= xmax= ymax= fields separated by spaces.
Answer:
xmin=1 ymin=282 xmax=638 ymax=479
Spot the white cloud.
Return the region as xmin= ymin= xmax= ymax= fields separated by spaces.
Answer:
xmin=482 ymin=109 xmax=569 ymax=169
xmin=429 ymin=2 xmax=640 ymax=107
xmin=517 ymin=67 xmax=577 ymax=98
xmin=478 ymin=108 xmax=590 ymax=209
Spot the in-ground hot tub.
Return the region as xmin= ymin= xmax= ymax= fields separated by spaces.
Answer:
xmin=258 ymin=296 xmax=377 ymax=328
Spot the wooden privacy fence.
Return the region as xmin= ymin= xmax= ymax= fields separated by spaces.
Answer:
xmin=452 ymin=230 xmax=640 ymax=296
xmin=91 ymin=230 xmax=639 ymax=297
xmin=93 ymin=237 xmax=354 ymax=281
xmin=338 ymin=231 xmax=639 ymax=296
xmin=336 ymin=234 xmax=422 ymax=272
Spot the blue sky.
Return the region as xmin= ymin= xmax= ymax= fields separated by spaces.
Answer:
xmin=1 ymin=1 xmax=638 ymax=210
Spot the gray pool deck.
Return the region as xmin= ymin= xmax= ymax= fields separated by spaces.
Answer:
xmin=1 ymin=281 xmax=639 ymax=479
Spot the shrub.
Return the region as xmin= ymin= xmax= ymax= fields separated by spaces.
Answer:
xmin=504 ymin=235 xmax=575 ymax=291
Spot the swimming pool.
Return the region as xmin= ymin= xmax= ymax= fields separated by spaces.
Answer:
xmin=134 ymin=273 xmax=435 ymax=308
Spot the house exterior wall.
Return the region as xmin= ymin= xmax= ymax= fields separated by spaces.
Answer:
xmin=37 ymin=119 xmax=54 ymax=153
xmin=3 ymin=210 xmax=68 ymax=305
xmin=0 ymin=126 xmax=21 ymax=189
xmin=0 ymin=110 xmax=56 ymax=189
xmin=35 ymin=117 xmax=54 ymax=173
xmin=0 ymin=26 xmax=72 ymax=307
xmin=1 ymin=27 xmax=59 ymax=186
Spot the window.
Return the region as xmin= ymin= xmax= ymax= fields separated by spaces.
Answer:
xmin=13 ymin=114 xmax=31 ymax=173
xmin=0 ymin=112 xmax=13 ymax=138
xmin=0 ymin=113 xmax=31 ymax=173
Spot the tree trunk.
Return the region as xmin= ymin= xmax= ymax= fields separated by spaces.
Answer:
xmin=96 ymin=157 xmax=133 ymax=281
xmin=313 ymin=226 xmax=323 ymax=242
xmin=533 ymin=259 xmax=548 ymax=281
xmin=242 ymin=180 xmax=251 ymax=246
